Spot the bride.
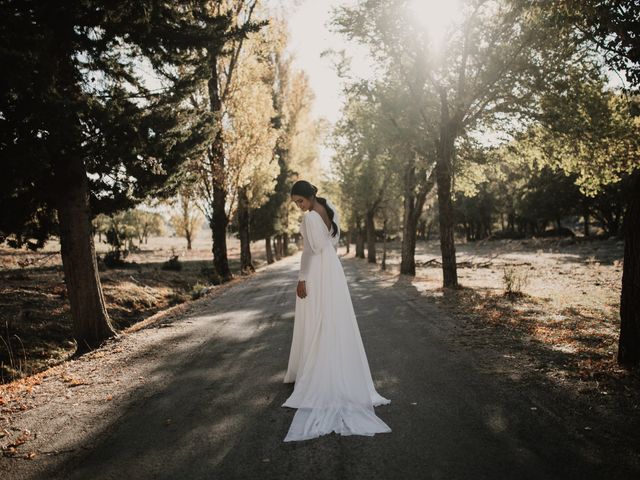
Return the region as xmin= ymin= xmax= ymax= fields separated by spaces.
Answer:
xmin=282 ymin=180 xmax=391 ymax=442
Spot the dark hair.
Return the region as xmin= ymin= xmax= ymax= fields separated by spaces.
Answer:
xmin=291 ymin=180 xmax=338 ymax=237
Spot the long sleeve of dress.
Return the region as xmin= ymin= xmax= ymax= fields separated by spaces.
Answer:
xmin=298 ymin=212 xmax=332 ymax=281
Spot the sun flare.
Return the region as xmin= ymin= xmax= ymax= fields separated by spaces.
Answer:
xmin=408 ymin=0 xmax=464 ymax=50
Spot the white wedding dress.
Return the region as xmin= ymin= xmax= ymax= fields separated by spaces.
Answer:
xmin=282 ymin=200 xmax=391 ymax=442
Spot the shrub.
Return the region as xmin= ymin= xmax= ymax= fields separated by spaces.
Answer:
xmin=162 ymin=255 xmax=182 ymax=271
xmin=167 ymin=290 xmax=189 ymax=306
xmin=103 ymin=249 xmax=128 ymax=269
xmin=502 ymin=266 xmax=529 ymax=297
xmin=190 ymin=282 xmax=211 ymax=299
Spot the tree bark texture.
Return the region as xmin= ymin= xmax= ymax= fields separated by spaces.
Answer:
xmin=401 ymin=154 xmax=434 ymax=276
xmin=382 ymin=219 xmax=388 ymax=271
xmin=50 ymin=29 xmax=116 ymax=351
xmin=53 ymin=154 xmax=117 ymax=351
xmin=401 ymin=155 xmax=417 ymax=276
xmin=265 ymin=235 xmax=274 ymax=264
xmin=355 ymin=220 xmax=366 ymax=259
xmin=436 ymin=112 xmax=459 ymax=288
xmin=275 ymin=235 xmax=282 ymax=259
xmin=366 ymin=210 xmax=377 ymax=263
xmin=618 ymin=174 xmax=640 ymax=366
xmin=208 ymin=52 xmax=232 ymax=282
xmin=238 ymin=186 xmax=254 ymax=274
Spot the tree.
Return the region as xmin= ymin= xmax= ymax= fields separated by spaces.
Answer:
xmin=529 ymin=1 xmax=640 ymax=365
xmin=0 ymin=2 xmax=231 ymax=350
xmin=201 ymin=0 xmax=265 ymax=282
xmin=249 ymin=22 xmax=294 ymax=263
xmin=95 ymin=209 xmax=163 ymax=260
xmin=568 ymin=0 xmax=640 ymax=367
xmin=331 ymin=87 xmax=401 ymax=264
xmin=125 ymin=210 xmax=164 ymax=246
xmin=225 ymin=24 xmax=279 ymax=273
xmin=258 ymin=22 xmax=324 ymax=260
xmin=280 ymin=72 xmax=326 ymax=254
xmin=170 ymin=190 xmax=204 ymax=251
xmin=329 ymin=49 xmax=436 ymax=274
xmin=334 ymin=0 xmax=585 ymax=286
xmin=563 ymin=0 xmax=640 ymax=91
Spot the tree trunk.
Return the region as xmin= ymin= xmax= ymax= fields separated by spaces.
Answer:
xmin=208 ymin=52 xmax=232 ymax=282
xmin=366 ymin=209 xmax=377 ymax=263
xmin=209 ymin=204 xmax=231 ymax=280
xmin=401 ymin=215 xmax=417 ymax=275
xmin=186 ymin=232 xmax=192 ymax=251
xmin=275 ymin=235 xmax=282 ymax=259
xmin=265 ymin=235 xmax=274 ymax=264
xmin=436 ymin=118 xmax=458 ymax=288
xmin=382 ymin=219 xmax=387 ymax=271
xmin=346 ymin=230 xmax=351 ymax=254
xmin=238 ymin=186 xmax=254 ymax=274
xmin=355 ymin=220 xmax=365 ymax=259
xmin=49 ymin=29 xmax=116 ymax=352
xmin=53 ymin=155 xmax=117 ymax=352
xmin=401 ymin=155 xmax=417 ymax=275
xmin=283 ymin=232 xmax=289 ymax=256
xmin=618 ymin=174 xmax=640 ymax=366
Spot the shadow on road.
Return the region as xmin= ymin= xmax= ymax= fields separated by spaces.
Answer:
xmin=25 ymin=256 xmax=639 ymax=480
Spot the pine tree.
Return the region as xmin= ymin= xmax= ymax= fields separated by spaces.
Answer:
xmin=0 ymin=1 xmax=231 ymax=350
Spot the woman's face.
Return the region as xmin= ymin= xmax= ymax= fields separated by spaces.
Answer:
xmin=292 ymin=194 xmax=313 ymax=212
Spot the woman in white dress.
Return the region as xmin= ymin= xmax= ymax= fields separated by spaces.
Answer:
xmin=282 ymin=180 xmax=391 ymax=442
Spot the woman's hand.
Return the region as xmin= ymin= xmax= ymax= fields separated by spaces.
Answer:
xmin=296 ymin=280 xmax=307 ymax=299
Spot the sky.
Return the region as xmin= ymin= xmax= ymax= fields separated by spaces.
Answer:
xmin=283 ymin=0 xmax=374 ymax=172
xmin=286 ymin=0 xmax=359 ymax=124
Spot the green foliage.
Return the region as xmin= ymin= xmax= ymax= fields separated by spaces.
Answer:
xmin=561 ymin=0 xmax=640 ymax=91
xmin=0 ymin=1 xmax=232 ymax=249
xmin=94 ymin=209 xmax=164 ymax=253
xmin=454 ymin=187 xmax=496 ymax=241
xmin=521 ymin=78 xmax=640 ymax=196
xmin=331 ymin=0 xmax=589 ymax=243
xmin=330 ymin=80 xmax=406 ymax=232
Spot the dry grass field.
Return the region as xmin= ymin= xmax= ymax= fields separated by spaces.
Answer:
xmin=352 ymin=235 xmax=636 ymax=400
xmin=1 ymin=228 xmax=635 ymax=401
xmin=0 ymin=227 xmax=280 ymax=383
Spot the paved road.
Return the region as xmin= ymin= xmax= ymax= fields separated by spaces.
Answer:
xmin=30 ymin=255 xmax=635 ymax=479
